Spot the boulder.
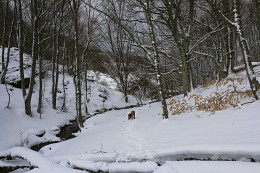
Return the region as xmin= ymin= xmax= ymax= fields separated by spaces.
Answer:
xmin=9 ymin=77 xmax=30 ymax=88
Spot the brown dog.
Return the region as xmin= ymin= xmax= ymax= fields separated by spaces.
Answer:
xmin=128 ymin=111 xmax=135 ymax=120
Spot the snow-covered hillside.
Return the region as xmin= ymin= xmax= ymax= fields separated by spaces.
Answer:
xmin=1 ymin=47 xmax=260 ymax=173
xmin=0 ymin=47 xmax=33 ymax=87
xmin=0 ymin=47 xmax=138 ymax=151
xmin=86 ymin=70 xmax=138 ymax=114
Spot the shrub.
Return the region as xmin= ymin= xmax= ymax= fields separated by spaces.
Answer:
xmin=169 ymin=77 xmax=253 ymax=114
xmin=169 ymin=98 xmax=192 ymax=115
xmin=189 ymin=90 xmax=252 ymax=112
xmin=190 ymin=77 xmax=252 ymax=112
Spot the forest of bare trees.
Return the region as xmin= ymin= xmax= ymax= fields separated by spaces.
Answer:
xmin=0 ymin=0 xmax=260 ymax=121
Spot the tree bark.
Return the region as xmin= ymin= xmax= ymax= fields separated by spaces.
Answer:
xmin=1 ymin=0 xmax=8 ymax=78
xmin=37 ymin=33 xmax=42 ymax=115
xmin=72 ymin=0 xmax=84 ymax=127
xmin=1 ymin=2 xmax=15 ymax=84
xmin=160 ymin=0 xmax=195 ymax=96
xmin=143 ymin=0 xmax=168 ymax=119
xmin=17 ymin=0 xmax=27 ymax=98
xmin=25 ymin=0 xmax=39 ymax=116
xmin=61 ymin=40 xmax=67 ymax=112
xmin=223 ymin=0 xmax=235 ymax=74
xmin=51 ymin=26 xmax=57 ymax=109
xmin=233 ymin=0 xmax=259 ymax=100
xmin=104 ymin=14 xmax=131 ymax=103
xmin=256 ymin=0 xmax=260 ymax=37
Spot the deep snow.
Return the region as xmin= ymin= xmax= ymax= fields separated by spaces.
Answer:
xmin=0 ymin=47 xmax=137 ymax=151
xmin=1 ymin=47 xmax=260 ymax=172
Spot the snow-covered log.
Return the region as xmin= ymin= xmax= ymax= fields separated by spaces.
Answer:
xmin=0 ymin=147 xmax=84 ymax=173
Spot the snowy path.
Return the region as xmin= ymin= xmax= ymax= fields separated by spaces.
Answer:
xmin=124 ymin=120 xmax=144 ymax=151
xmin=38 ymin=100 xmax=260 ymax=172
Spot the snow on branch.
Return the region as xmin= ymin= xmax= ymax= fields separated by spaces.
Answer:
xmin=188 ymin=24 xmax=225 ymax=55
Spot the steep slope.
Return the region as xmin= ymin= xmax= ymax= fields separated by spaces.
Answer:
xmin=0 ymin=47 xmax=137 ymax=150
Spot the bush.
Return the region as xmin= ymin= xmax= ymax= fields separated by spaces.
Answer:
xmin=169 ymin=77 xmax=253 ymax=114
xmin=189 ymin=90 xmax=252 ymax=112
xmin=169 ymin=98 xmax=192 ymax=115
xmin=190 ymin=77 xmax=252 ymax=112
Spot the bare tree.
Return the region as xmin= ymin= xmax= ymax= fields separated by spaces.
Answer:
xmin=86 ymin=0 xmax=170 ymax=118
xmin=61 ymin=39 xmax=67 ymax=112
xmin=225 ymin=0 xmax=260 ymax=100
xmin=70 ymin=0 xmax=84 ymax=128
xmin=135 ymin=0 xmax=169 ymax=118
xmin=1 ymin=1 xmax=16 ymax=84
xmin=155 ymin=0 xmax=195 ymax=96
xmin=223 ymin=0 xmax=236 ymax=74
xmin=101 ymin=0 xmax=133 ymax=103
xmin=82 ymin=0 xmax=101 ymax=114
xmin=24 ymin=0 xmax=39 ymax=116
xmin=1 ymin=0 xmax=9 ymax=81
xmin=51 ymin=0 xmax=66 ymax=110
xmin=35 ymin=0 xmax=62 ymax=114
xmin=1 ymin=0 xmax=16 ymax=109
xmin=16 ymin=0 xmax=27 ymax=102
xmin=256 ymin=0 xmax=260 ymax=36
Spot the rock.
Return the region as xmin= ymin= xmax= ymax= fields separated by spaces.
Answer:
xmin=57 ymin=88 xmax=62 ymax=93
xmin=9 ymin=77 xmax=30 ymax=88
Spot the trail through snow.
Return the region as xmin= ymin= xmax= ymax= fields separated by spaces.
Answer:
xmin=125 ymin=120 xmax=144 ymax=151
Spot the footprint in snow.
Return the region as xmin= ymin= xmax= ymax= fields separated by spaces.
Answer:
xmin=124 ymin=121 xmax=144 ymax=151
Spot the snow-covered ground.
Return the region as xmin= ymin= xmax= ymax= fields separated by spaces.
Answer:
xmin=0 ymin=47 xmax=33 ymax=82
xmin=0 ymin=47 xmax=137 ymax=150
xmin=37 ymin=99 xmax=260 ymax=172
xmin=1 ymin=99 xmax=260 ymax=172
xmin=1 ymin=47 xmax=260 ymax=172
xmin=86 ymin=70 xmax=138 ymax=114
xmin=0 ymin=48 xmax=74 ymax=150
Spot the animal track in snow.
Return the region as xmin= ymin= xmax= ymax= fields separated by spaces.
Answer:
xmin=124 ymin=121 xmax=144 ymax=151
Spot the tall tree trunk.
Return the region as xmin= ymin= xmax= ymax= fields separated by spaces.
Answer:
xmin=82 ymin=47 xmax=89 ymax=115
xmin=72 ymin=0 xmax=84 ymax=127
xmin=144 ymin=0 xmax=168 ymax=119
xmin=61 ymin=40 xmax=67 ymax=112
xmin=187 ymin=0 xmax=195 ymax=92
xmin=2 ymin=3 xmax=15 ymax=109
xmin=124 ymin=81 xmax=128 ymax=103
xmin=1 ymin=4 xmax=15 ymax=84
xmin=218 ymin=56 xmax=225 ymax=80
xmin=51 ymin=0 xmax=65 ymax=110
xmin=37 ymin=34 xmax=43 ymax=115
xmin=17 ymin=0 xmax=26 ymax=98
xmin=179 ymin=47 xmax=191 ymax=96
xmin=226 ymin=26 xmax=235 ymax=74
xmin=256 ymin=0 xmax=260 ymax=37
xmin=217 ymin=40 xmax=225 ymax=81
xmin=51 ymin=1 xmax=57 ymax=110
xmin=51 ymin=24 xmax=57 ymax=109
xmin=25 ymin=0 xmax=39 ymax=116
xmin=233 ymin=0 xmax=259 ymax=100
xmin=1 ymin=0 xmax=8 ymax=77
xmin=162 ymin=0 xmax=195 ymax=96
xmin=53 ymin=30 xmax=60 ymax=109
xmin=83 ymin=55 xmax=89 ymax=115
xmin=223 ymin=0 xmax=235 ymax=74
